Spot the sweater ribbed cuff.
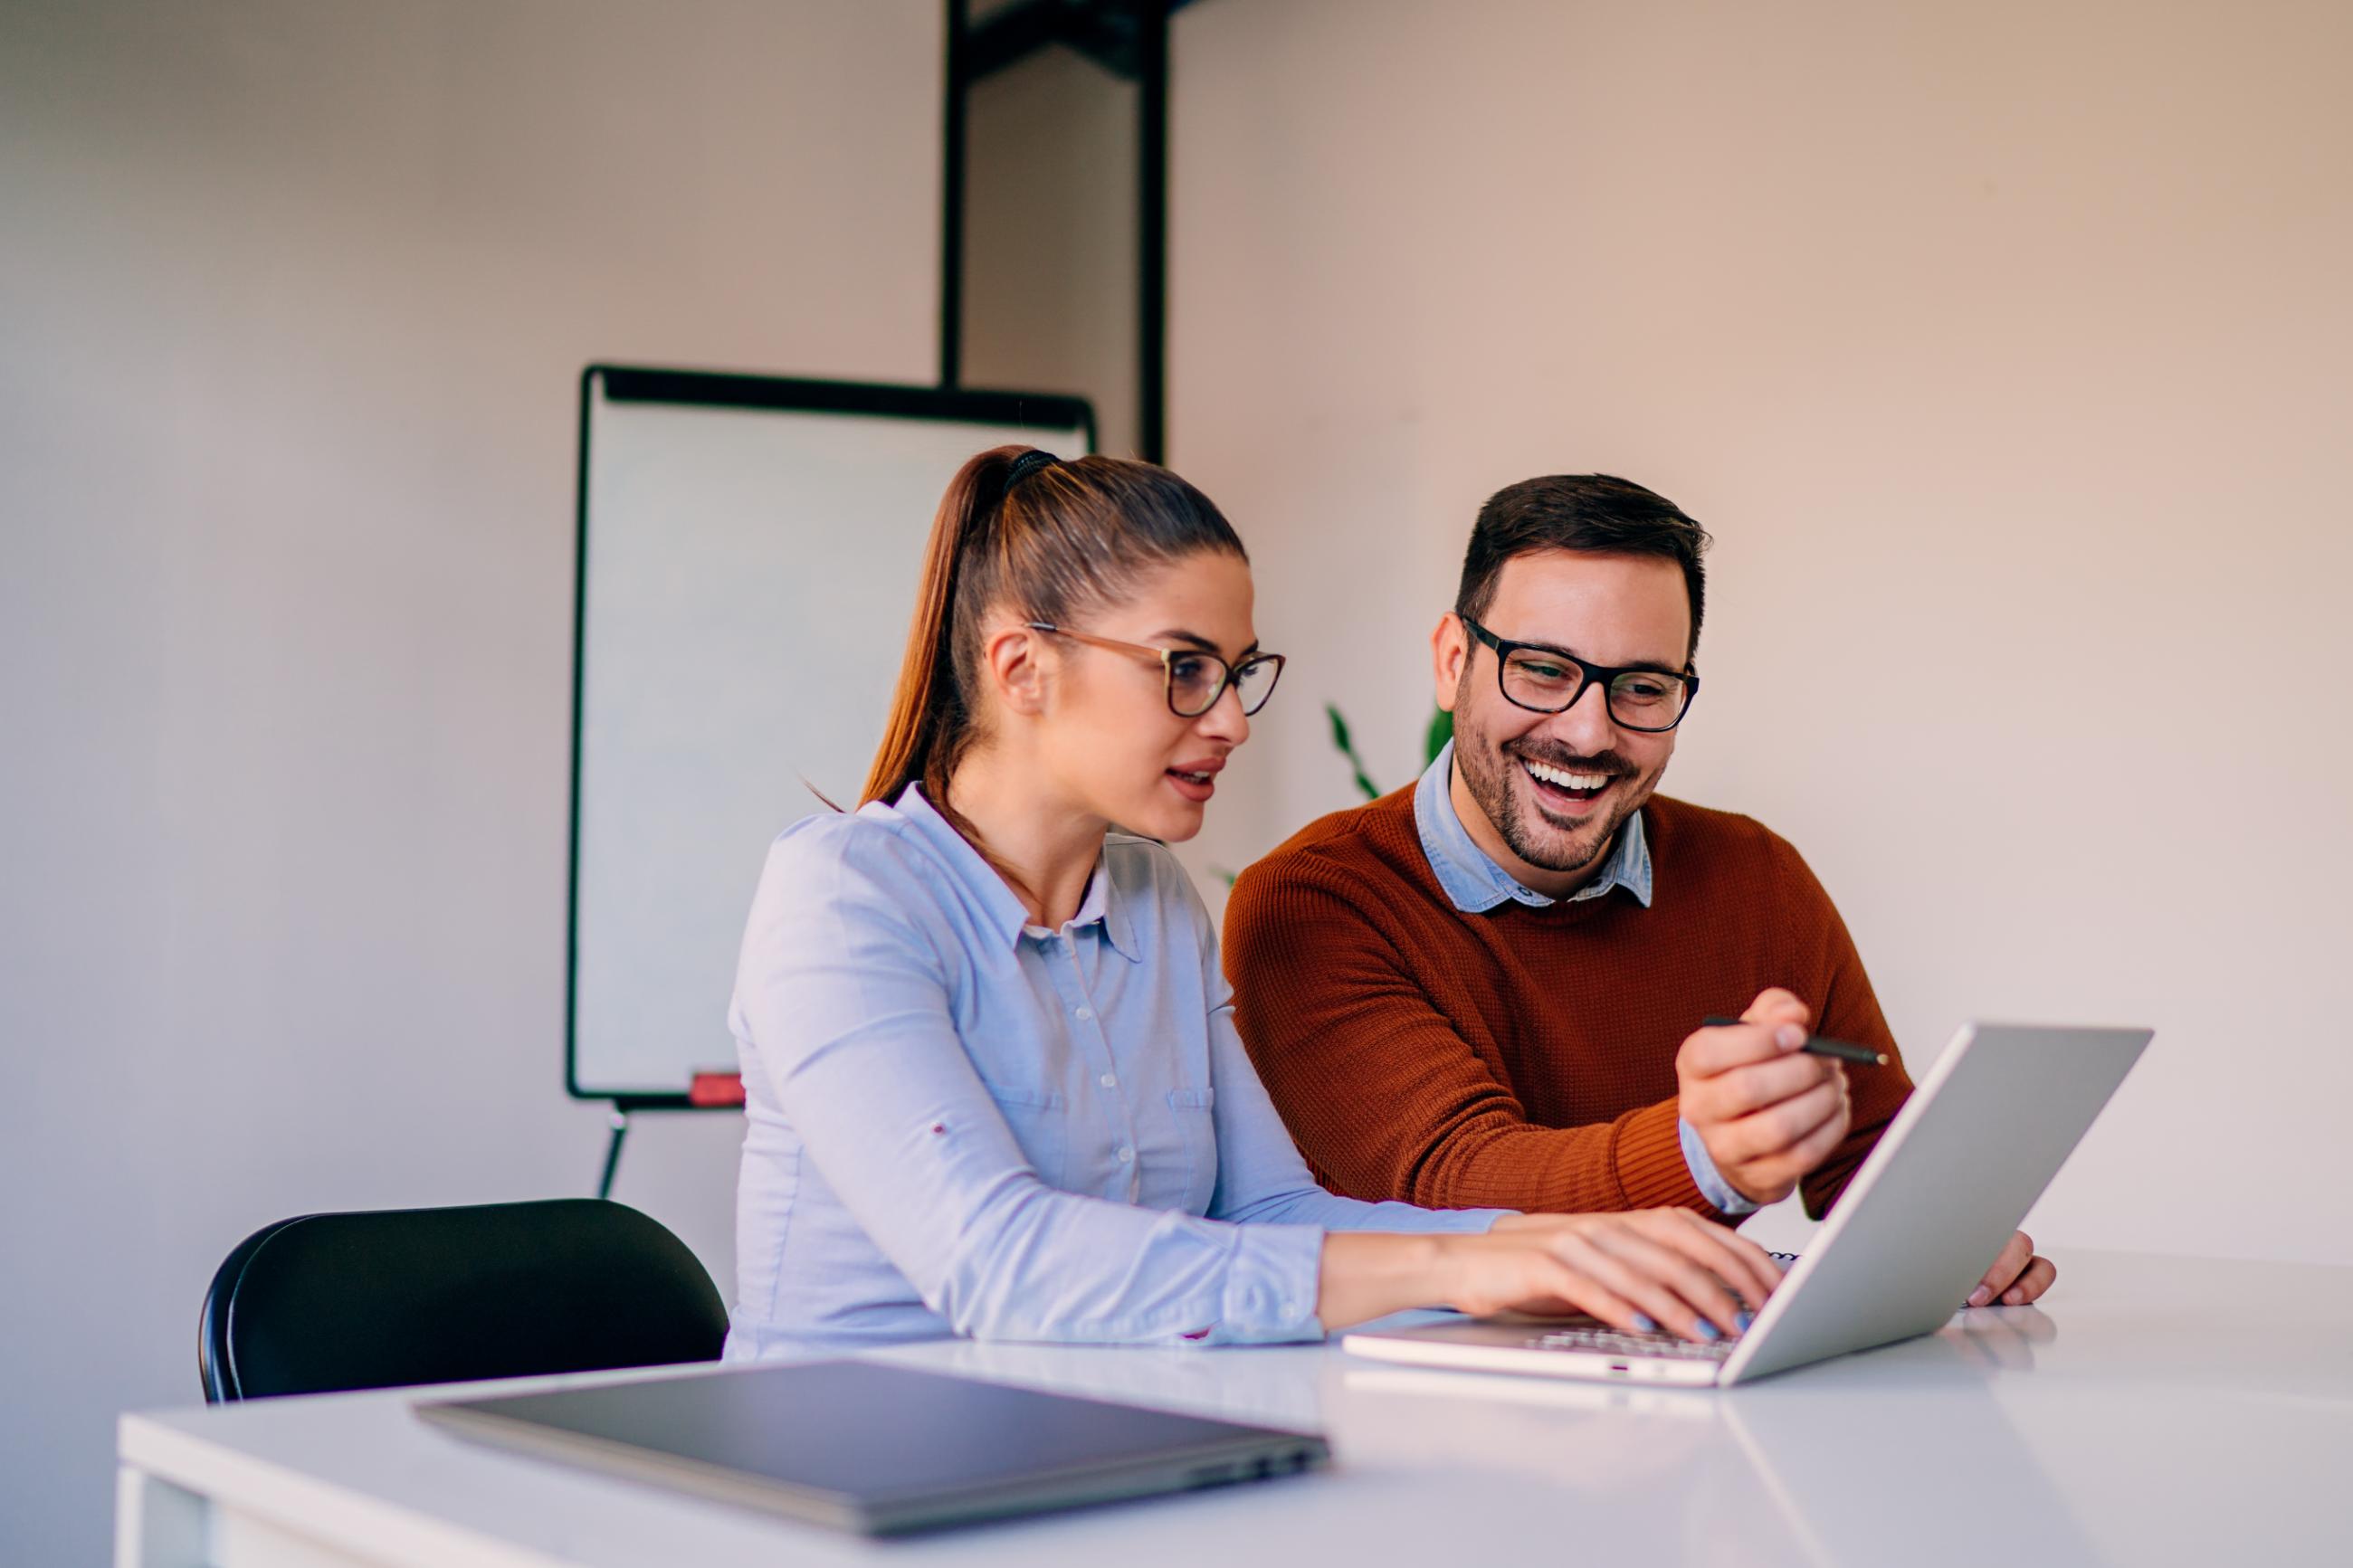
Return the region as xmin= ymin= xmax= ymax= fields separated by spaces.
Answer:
xmin=1614 ymin=1098 xmax=1716 ymax=1212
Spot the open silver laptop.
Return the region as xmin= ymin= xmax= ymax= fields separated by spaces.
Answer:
xmin=1344 ymin=1022 xmax=2150 ymax=1387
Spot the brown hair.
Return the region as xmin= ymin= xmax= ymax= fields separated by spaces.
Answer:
xmin=860 ymin=446 xmax=1246 ymax=822
xmin=1455 ymin=475 xmax=1713 ymax=659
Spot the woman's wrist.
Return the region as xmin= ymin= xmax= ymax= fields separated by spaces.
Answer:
xmin=1316 ymin=1231 xmax=1455 ymax=1332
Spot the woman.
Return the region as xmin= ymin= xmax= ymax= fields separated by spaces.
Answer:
xmin=723 ymin=447 xmax=1777 ymax=1360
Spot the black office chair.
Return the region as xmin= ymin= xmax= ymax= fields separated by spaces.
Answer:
xmin=200 ymin=1197 xmax=729 ymax=1402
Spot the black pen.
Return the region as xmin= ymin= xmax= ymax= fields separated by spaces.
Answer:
xmin=1700 ymin=1016 xmax=1889 ymax=1067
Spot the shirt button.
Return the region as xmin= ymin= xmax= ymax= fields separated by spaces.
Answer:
xmin=1100 ymin=1072 xmax=1118 ymax=1088
xmin=1074 ymin=1006 xmax=1094 ymax=1022
xmin=1116 ymin=1145 xmax=1135 ymax=1164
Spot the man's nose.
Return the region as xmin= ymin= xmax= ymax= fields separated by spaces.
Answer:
xmin=1542 ymin=678 xmax=1618 ymax=753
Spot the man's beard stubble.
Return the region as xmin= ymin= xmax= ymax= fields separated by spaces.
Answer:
xmin=1453 ymin=714 xmax=1656 ymax=877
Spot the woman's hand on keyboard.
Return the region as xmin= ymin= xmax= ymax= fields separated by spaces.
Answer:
xmin=1457 ymin=1210 xmax=1784 ymax=1342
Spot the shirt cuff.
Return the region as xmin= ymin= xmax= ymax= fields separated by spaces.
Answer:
xmin=1345 ymin=1199 xmax=1510 ymax=1235
xmin=1206 ymin=1223 xmax=1327 ymax=1345
xmin=1680 ymin=1117 xmax=1759 ymax=1217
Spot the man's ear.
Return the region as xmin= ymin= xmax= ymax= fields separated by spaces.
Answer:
xmin=980 ymin=623 xmax=1050 ymax=717
xmin=1431 ymin=612 xmax=1466 ymax=714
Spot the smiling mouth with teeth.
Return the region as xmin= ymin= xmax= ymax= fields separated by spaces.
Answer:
xmin=1170 ymin=770 xmax=1214 ymax=784
xmin=1519 ymin=756 xmax=1618 ymax=801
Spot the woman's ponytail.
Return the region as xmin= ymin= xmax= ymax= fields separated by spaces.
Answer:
xmin=860 ymin=447 xmax=1015 ymax=809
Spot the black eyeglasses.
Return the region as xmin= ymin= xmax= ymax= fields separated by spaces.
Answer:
xmin=1458 ymin=614 xmax=1700 ymax=732
xmin=1027 ymin=623 xmax=1287 ymax=717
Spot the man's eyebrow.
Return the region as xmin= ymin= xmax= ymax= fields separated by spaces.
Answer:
xmin=1506 ymin=633 xmax=1684 ymax=674
xmin=1155 ymin=628 xmax=1261 ymax=658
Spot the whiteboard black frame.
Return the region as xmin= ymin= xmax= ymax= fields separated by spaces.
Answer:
xmin=566 ymin=364 xmax=1097 ymax=1110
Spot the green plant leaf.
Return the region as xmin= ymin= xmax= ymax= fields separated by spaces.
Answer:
xmin=1324 ymin=701 xmax=1383 ymax=802
xmin=1424 ymin=705 xmax=1453 ymax=765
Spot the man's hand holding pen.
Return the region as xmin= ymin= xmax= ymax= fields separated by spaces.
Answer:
xmin=1678 ymin=989 xmax=1853 ymax=1209
xmin=1677 ymin=989 xmax=2056 ymax=1307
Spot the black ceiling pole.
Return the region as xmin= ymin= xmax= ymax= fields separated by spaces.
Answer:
xmin=1137 ymin=0 xmax=1168 ymax=463
xmin=941 ymin=0 xmax=970 ymax=387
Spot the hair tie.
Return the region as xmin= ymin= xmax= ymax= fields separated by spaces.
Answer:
xmin=1004 ymin=450 xmax=1059 ymax=492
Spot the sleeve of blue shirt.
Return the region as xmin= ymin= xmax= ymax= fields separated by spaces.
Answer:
xmin=1178 ymin=870 xmax=1509 ymax=1238
xmin=737 ymin=823 xmax=1341 ymax=1347
xmin=1679 ymin=1117 xmax=1761 ymax=1216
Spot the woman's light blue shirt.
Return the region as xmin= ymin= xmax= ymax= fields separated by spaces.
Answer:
xmin=722 ymin=784 xmax=1502 ymax=1361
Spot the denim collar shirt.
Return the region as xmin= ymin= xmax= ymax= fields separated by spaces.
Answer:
xmin=1412 ymin=742 xmax=1757 ymax=1215
xmin=723 ymin=784 xmax=1502 ymax=1362
xmin=1413 ymin=740 xmax=1655 ymax=913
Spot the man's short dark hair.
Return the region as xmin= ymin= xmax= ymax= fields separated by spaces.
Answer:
xmin=1453 ymin=475 xmax=1713 ymax=660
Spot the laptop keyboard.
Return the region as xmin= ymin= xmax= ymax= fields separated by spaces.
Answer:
xmin=1527 ymin=1327 xmax=1735 ymax=1360
xmin=1523 ymin=1252 xmax=1801 ymax=1361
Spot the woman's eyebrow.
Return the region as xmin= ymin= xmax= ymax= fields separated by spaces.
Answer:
xmin=1155 ymin=628 xmax=1261 ymax=658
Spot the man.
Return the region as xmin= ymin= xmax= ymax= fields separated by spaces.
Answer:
xmin=1224 ymin=475 xmax=2051 ymax=1308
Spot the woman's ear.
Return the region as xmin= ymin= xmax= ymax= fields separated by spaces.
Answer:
xmin=978 ymin=622 xmax=1052 ymax=717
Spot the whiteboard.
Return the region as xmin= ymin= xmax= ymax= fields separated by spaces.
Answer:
xmin=568 ymin=366 xmax=1093 ymax=1101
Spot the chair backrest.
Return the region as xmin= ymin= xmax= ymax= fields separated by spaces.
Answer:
xmin=200 ymin=1197 xmax=728 ymax=1402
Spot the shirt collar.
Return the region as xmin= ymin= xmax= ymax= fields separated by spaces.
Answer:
xmin=1411 ymin=739 xmax=1654 ymax=913
xmin=1073 ymin=843 xmax=1144 ymax=962
xmin=890 ymin=784 xmax=1142 ymax=961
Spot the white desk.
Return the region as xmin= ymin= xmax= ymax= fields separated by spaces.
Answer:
xmin=119 ymin=1250 xmax=2353 ymax=1568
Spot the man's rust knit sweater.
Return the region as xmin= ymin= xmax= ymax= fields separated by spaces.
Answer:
xmin=1223 ymin=786 xmax=1915 ymax=1219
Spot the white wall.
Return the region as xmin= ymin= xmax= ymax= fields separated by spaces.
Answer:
xmin=963 ymin=43 xmax=1141 ymax=457
xmin=0 ymin=3 xmax=939 ymax=1561
xmin=1167 ymin=0 xmax=2353 ymax=1264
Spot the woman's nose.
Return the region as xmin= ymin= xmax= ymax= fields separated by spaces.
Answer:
xmin=1197 ymin=680 xmax=1250 ymax=745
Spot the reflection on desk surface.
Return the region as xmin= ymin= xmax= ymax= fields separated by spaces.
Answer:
xmin=1723 ymin=1365 xmax=2104 ymax=1567
xmin=1336 ymin=1329 xmax=2101 ymax=1568
xmin=868 ymin=1333 xmax=1331 ymax=1431
xmin=1332 ymin=1292 xmax=2350 ymax=1568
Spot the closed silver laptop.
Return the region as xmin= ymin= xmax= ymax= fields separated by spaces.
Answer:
xmin=420 ymin=1359 xmax=1329 ymax=1535
xmin=1343 ymin=1022 xmax=2150 ymax=1387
